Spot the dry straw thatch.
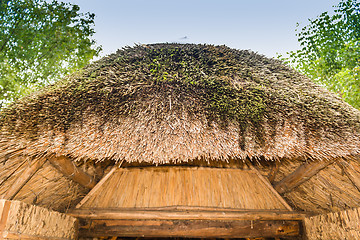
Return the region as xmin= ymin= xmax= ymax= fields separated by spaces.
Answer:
xmin=0 ymin=155 xmax=87 ymax=211
xmin=1 ymin=43 xmax=360 ymax=165
xmin=1 ymin=43 xmax=360 ymax=216
xmin=305 ymin=207 xmax=360 ymax=239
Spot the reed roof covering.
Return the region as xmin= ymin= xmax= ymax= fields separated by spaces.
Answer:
xmin=1 ymin=43 xmax=360 ymax=164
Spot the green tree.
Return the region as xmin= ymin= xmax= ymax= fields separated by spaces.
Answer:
xmin=284 ymin=0 xmax=360 ymax=109
xmin=0 ymin=0 xmax=101 ymax=107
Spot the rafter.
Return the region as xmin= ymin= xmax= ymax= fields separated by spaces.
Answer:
xmin=274 ymin=158 xmax=341 ymax=194
xmin=47 ymin=155 xmax=96 ymax=189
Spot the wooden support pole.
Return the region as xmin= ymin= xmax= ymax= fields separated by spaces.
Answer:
xmin=79 ymin=219 xmax=301 ymax=238
xmin=274 ymin=158 xmax=341 ymax=194
xmin=47 ymin=156 xmax=96 ymax=189
xmin=2 ymin=157 xmax=46 ymax=200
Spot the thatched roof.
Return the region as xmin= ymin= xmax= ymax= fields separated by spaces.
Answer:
xmin=2 ymin=43 xmax=360 ymax=222
xmin=1 ymin=43 xmax=359 ymax=164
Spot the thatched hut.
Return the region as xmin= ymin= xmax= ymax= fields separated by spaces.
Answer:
xmin=1 ymin=43 xmax=360 ymax=239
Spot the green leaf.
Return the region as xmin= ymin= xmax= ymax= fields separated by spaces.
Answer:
xmin=282 ymin=0 xmax=360 ymax=109
xmin=0 ymin=0 xmax=102 ymax=108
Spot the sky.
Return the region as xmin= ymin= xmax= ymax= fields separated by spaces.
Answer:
xmin=63 ymin=0 xmax=340 ymax=59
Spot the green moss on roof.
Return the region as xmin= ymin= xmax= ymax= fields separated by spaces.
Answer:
xmin=1 ymin=43 xmax=360 ymax=151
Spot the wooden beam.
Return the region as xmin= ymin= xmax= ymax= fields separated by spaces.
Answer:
xmin=47 ymin=156 xmax=96 ymax=189
xmin=79 ymin=219 xmax=300 ymax=238
xmin=69 ymin=208 xmax=306 ymax=221
xmin=274 ymin=158 xmax=341 ymax=194
xmin=2 ymin=157 xmax=46 ymax=200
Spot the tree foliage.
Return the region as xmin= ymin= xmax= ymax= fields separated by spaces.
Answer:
xmin=0 ymin=0 xmax=101 ymax=106
xmin=283 ymin=0 xmax=360 ymax=109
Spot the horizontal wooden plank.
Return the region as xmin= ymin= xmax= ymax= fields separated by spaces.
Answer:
xmin=69 ymin=208 xmax=306 ymax=221
xmin=79 ymin=219 xmax=301 ymax=238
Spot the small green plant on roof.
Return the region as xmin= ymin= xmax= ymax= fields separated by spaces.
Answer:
xmin=281 ymin=0 xmax=360 ymax=109
xmin=0 ymin=0 xmax=101 ymax=108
